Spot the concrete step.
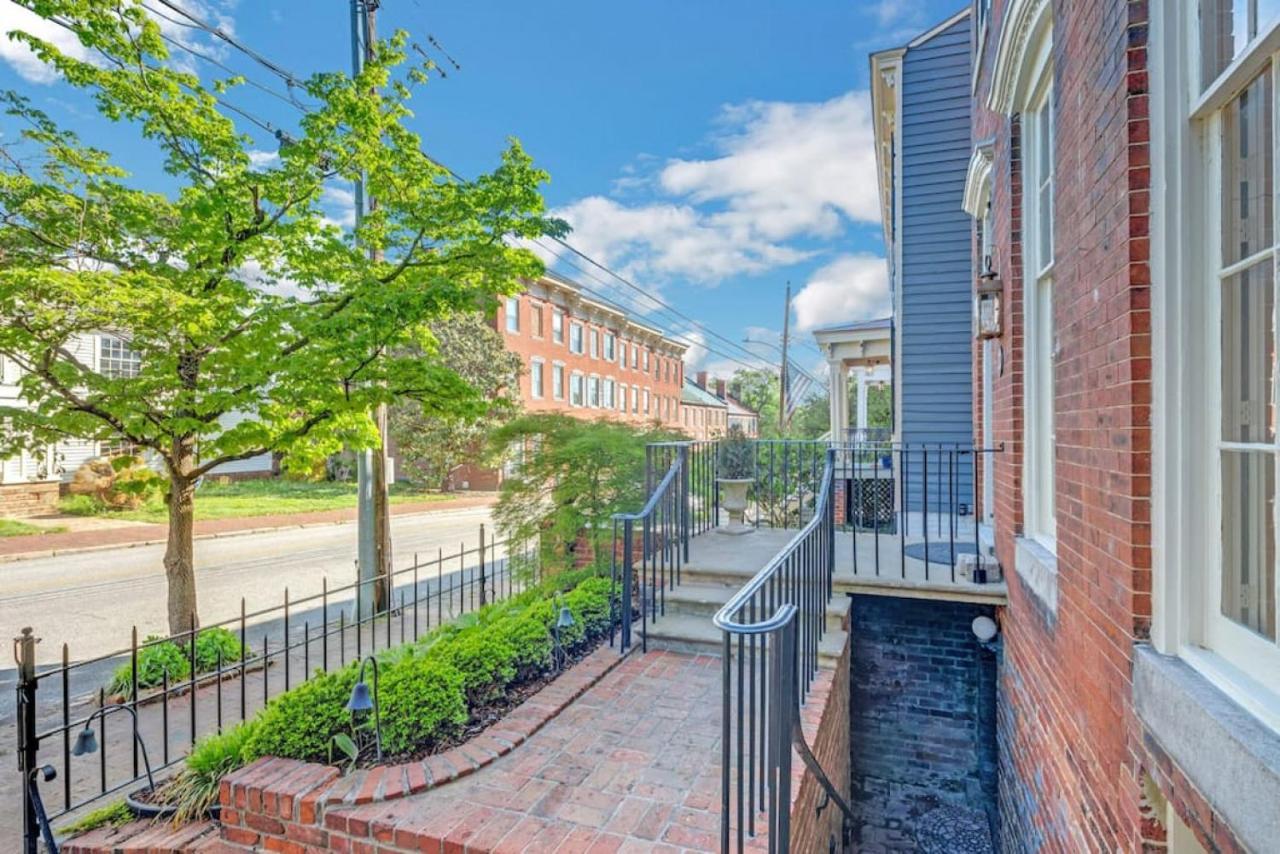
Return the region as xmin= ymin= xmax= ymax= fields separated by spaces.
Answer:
xmin=642 ymin=610 xmax=848 ymax=668
xmin=660 ymin=582 xmax=848 ymax=632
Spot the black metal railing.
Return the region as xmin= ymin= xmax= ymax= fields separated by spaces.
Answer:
xmin=612 ymin=445 xmax=689 ymax=654
xmin=845 ymin=426 xmax=892 ymax=444
xmin=712 ymin=447 xmax=853 ymax=853
xmin=839 ymin=442 xmax=1002 ymax=583
xmin=14 ymin=526 xmax=537 ymax=852
xmin=747 ymin=440 xmax=828 ymax=531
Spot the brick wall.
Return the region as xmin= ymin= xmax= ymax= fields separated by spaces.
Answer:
xmin=789 ymin=626 xmax=851 ymax=854
xmin=971 ymin=1 xmax=1174 ymax=851
xmin=847 ymin=595 xmax=998 ymax=844
xmin=498 ymin=279 xmax=686 ymax=430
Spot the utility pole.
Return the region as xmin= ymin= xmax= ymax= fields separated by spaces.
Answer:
xmin=779 ymin=282 xmax=791 ymax=436
xmin=352 ymin=0 xmax=391 ymax=617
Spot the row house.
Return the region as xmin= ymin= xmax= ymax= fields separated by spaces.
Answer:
xmin=963 ymin=0 xmax=1278 ymax=850
xmin=497 ymin=272 xmax=687 ymax=428
xmin=680 ymin=379 xmax=730 ymax=440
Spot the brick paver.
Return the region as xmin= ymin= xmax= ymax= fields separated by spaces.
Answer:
xmin=327 ymin=649 xmax=727 ymax=853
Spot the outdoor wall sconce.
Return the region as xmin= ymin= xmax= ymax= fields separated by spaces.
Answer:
xmin=72 ymin=705 xmax=156 ymax=793
xmin=346 ymin=655 xmax=382 ymax=761
xmin=552 ymin=601 xmax=576 ymax=672
xmin=975 ymin=255 xmax=1003 ymax=340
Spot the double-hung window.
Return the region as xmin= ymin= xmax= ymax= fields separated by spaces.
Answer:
xmin=531 ymin=304 xmax=544 ymax=338
xmin=604 ymin=333 xmax=616 ymax=362
xmin=569 ymin=322 xmax=584 ymax=354
xmin=603 ymin=378 xmax=615 ymax=409
xmin=618 ymin=384 xmax=627 ymax=412
xmin=553 ymin=363 xmax=565 ymax=400
xmin=632 ymin=385 xmax=639 ymax=414
xmin=570 ymin=372 xmax=584 ymax=407
xmin=590 ymin=329 xmax=599 ymax=359
xmin=530 ymin=358 xmax=544 ymax=399
xmin=588 ymin=375 xmax=600 ymax=408
xmin=1191 ymin=0 xmax=1280 ymax=700
xmin=552 ymin=310 xmax=565 ymax=344
xmin=1023 ymin=61 xmax=1057 ymax=549
xmin=505 ymin=296 xmax=520 ymax=334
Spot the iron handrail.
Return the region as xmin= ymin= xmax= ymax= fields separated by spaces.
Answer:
xmin=613 ymin=453 xmax=682 ymax=522
xmin=711 ymin=451 xmax=834 ymax=635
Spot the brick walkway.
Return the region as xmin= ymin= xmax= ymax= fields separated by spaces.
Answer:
xmin=0 ymin=494 xmax=495 ymax=560
xmin=322 ymin=650 xmax=726 ymax=853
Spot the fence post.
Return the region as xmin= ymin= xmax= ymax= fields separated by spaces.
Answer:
xmin=621 ymin=518 xmax=634 ymax=653
xmin=15 ymin=627 xmax=39 ymax=854
xmin=679 ymin=444 xmax=690 ymax=562
xmin=479 ymin=524 xmax=488 ymax=608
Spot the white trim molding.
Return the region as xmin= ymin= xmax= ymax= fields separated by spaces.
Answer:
xmin=987 ymin=0 xmax=1053 ymax=115
xmin=962 ymin=143 xmax=996 ymax=216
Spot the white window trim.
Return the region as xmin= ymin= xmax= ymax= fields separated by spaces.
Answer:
xmin=570 ymin=370 xmax=584 ymax=407
xmin=1151 ymin=0 xmax=1280 ymax=731
xmin=590 ymin=328 xmax=599 ymax=360
xmin=569 ymin=322 xmax=584 ymax=355
xmin=505 ymin=296 xmax=520 ymax=334
xmin=552 ymin=310 xmax=565 ymax=345
xmin=1018 ymin=29 xmax=1057 ymax=553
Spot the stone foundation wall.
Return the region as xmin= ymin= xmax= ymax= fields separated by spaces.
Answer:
xmin=0 ymin=481 xmax=59 ymax=518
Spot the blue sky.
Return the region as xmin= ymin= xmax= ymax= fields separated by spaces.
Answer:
xmin=0 ymin=0 xmax=967 ymax=377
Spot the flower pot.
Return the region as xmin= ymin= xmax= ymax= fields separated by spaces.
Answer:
xmin=716 ymin=478 xmax=754 ymax=535
xmin=125 ymin=786 xmax=220 ymax=822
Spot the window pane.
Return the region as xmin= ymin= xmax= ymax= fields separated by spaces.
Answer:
xmin=1202 ymin=1 xmax=1280 ymax=87
xmin=1222 ymin=68 xmax=1274 ymax=266
xmin=1222 ymin=262 xmax=1277 ymax=443
xmin=1221 ymin=450 xmax=1277 ymax=641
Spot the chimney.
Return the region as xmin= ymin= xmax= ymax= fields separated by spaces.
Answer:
xmin=716 ymin=379 xmax=727 ymax=400
xmin=696 ymin=371 xmax=708 ymax=390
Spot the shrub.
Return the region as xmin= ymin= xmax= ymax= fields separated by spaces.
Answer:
xmin=564 ymin=577 xmax=613 ymax=640
xmin=164 ymin=720 xmax=260 ymax=823
xmin=378 ymin=655 xmax=468 ymax=755
xmin=194 ymin=627 xmax=243 ymax=672
xmin=429 ymin=629 xmax=517 ymax=705
xmin=717 ymin=426 xmax=756 ymax=479
xmin=243 ymin=666 xmax=359 ymax=763
xmin=107 ymin=636 xmax=190 ymax=697
xmin=489 ymin=613 xmax=553 ymax=679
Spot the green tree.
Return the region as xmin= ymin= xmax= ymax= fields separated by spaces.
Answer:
xmin=0 ymin=3 xmax=562 ymax=633
xmin=727 ymin=367 xmax=831 ymax=439
xmin=390 ymin=312 xmax=522 ymax=490
xmin=491 ymin=415 xmax=679 ymax=575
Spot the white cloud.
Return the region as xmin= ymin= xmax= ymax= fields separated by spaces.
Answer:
xmin=247 ymin=149 xmax=279 ymax=168
xmin=792 ymin=254 xmax=890 ymax=332
xmin=659 ymin=91 xmax=881 ymax=238
xmin=553 ymin=90 xmax=878 ymax=289
xmin=0 ymin=1 xmax=96 ymax=83
xmin=0 ymin=0 xmax=236 ymax=83
xmin=553 ymin=196 xmax=810 ymax=286
xmin=321 ymin=185 xmax=357 ymax=229
xmin=867 ymin=0 xmax=922 ymax=27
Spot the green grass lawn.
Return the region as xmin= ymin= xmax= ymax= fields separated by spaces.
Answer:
xmin=0 ymin=518 xmax=68 ymax=537
xmin=58 ymin=479 xmax=454 ymax=524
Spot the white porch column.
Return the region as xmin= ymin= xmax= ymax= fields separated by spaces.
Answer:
xmin=855 ymin=370 xmax=870 ymax=433
xmin=829 ymin=361 xmax=849 ymax=439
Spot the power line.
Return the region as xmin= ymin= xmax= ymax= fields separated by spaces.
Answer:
xmin=130 ymin=0 xmax=782 ymax=370
xmin=42 ymin=1 xmax=795 ymax=375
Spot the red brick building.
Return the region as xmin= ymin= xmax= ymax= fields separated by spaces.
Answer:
xmin=496 ymin=272 xmax=687 ymax=429
xmin=967 ymin=1 xmax=1277 ymax=851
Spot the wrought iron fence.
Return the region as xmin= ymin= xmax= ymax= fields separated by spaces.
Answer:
xmin=840 ymin=442 xmax=1002 ymax=583
xmin=14 ymin=526 xmax=538 ymax=852
xmin=712 ymin=447 xmax=853 ymax=853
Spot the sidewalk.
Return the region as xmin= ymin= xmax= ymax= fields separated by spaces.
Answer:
xmin=0 ymin=494 xmax=496 ymax=562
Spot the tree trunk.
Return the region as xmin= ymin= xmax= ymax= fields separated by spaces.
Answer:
xmin=163 ymin=442 xmax=199 ymax=637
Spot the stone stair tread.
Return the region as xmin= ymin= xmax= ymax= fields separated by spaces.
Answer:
xmin=643 ymin=611 xmax=847 ymax=664
xmin=663 ymin=582 xmax=850 ymax=618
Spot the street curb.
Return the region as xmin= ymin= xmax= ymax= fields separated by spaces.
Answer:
xmin=0 ymin=501 xmax=495 ymax=565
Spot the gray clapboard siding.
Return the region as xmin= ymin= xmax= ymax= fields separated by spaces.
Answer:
xmin=898 ymin=12 xmax=975 ymax=510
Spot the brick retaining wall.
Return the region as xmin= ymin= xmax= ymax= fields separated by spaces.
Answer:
xmin=788 ymin=616 xmax=851 ymax=853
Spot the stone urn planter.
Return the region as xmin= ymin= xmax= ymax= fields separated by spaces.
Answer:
xmin=716 ymin=478 xmax=754 ymax=535
xmin=716 ymin=426 xmax=756 ymax=535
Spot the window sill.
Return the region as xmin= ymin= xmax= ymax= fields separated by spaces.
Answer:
xmin=1134 ymin=646 xmax=1280 ymax=852
xmin=1014 ymin=536 xmax=1058 ymax=617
